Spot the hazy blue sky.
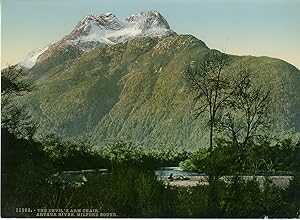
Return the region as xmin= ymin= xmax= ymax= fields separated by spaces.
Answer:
xmin=2 ymin=0 xmax=300 ymax=69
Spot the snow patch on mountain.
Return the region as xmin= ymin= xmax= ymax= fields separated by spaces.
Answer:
xmin=19 ymin=45 xmax=51 ymax=68
xmin=68 ymin=19 xmax=142 ymax=45
xmin=66 ymin=11 xmax=174 ymax=47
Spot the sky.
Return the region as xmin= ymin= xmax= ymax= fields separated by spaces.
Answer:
xmin=1 ymin=0 xmax=300 ymax=69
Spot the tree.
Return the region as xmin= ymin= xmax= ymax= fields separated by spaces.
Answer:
xmin=186 ymin=51 xmax=231 ymax=156
xmin=1 ymin=65 xmax=54 ymax=217
xmin=1 ymin=65 xmax=33 ymax=93
xmin=1 ymin=65 xmax=36 ymax=138
xmin=186 ymin=51 xmax=273 ymax=216
xmin=220 ymin=70 xmax=272 ymax=173
xmin=186 ymin=51 xmax=237 ymax=216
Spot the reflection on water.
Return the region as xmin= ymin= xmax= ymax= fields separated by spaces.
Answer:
xmin=155 ymin=167 xmax=202 ymax=177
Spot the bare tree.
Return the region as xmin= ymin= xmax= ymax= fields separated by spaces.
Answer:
xmin=186 ymin=52 xmax=272 ymax=166
xmin=186 ymin=51 xmax=231 ymax=155
xmin=220 ymin=70 xmax=272 ymax=172
xmin=218 ymin=71 xmax=273 ymax=215
xmin=186 ymin=51 xmax=273 ymax=216
xmin=186 ymin=51 xmax=239 ymax=216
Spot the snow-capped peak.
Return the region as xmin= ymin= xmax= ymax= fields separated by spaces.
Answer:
xmin=65 ymin=10 xmax=174 ymax=46
xmin=125 ymin=11 xmax=170 ymax=31
xmin=19 ymin=11 xmax=175 ymax=68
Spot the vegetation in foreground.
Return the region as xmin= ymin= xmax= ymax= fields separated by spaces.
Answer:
xmin=2 ymin=130 xmax=300 ymax=217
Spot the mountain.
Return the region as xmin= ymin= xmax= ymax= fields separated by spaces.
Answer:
xmin=18 ymin=12 xmax=300 ymax=149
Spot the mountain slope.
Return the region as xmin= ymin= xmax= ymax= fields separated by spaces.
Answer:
xmin=22 ymin=34 xmax=300 ymax=149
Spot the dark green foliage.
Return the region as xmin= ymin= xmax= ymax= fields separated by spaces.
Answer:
xmin=1 ymin=65 xmax=33 ymax=94
xmin=221 ymin=177 xmax=294 ymax=218
xmin=286 ymin=172 xmax=300 ymax=216
xmin=42 ymin=138 xmax=111 ymax=171
xmin=245 ymin=139 xmax=300 ymax=173
xmin=2 ymin=134 xmax=299 ymax=217
xmin=181 ymin=138 xmax=300 ymax=174
xmin=1 ymin=128 xmax=55 ymax=217
xmin=1 ymin=66 xmax=37 ymax=138
xmin=107 ymin=168 xmax=167 ymax=217
xmin=94 ymin=141 xmax=191 ymax=170
xmin=175 ymin=186 xmax=208 ymax=217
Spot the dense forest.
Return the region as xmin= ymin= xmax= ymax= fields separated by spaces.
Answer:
xmin=1 ymin=64 xmax=300 ymax=218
